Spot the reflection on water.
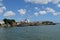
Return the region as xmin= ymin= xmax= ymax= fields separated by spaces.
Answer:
xmin=0 ymin=24 xmax=60 ymax=40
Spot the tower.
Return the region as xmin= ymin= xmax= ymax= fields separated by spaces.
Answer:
xmin=24 ymin=18 xmax=30 ymax=23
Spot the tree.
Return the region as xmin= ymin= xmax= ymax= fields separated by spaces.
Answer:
xmin=3 ymin=18 xmax=16 ymax=26
xmin=3 ymin=18 xmax=8 ymax=24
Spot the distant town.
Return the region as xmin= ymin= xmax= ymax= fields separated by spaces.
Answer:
xmin=0 ymin=18 xmax=56 ymax=27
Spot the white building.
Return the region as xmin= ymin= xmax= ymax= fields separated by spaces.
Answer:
xmin=24 ymin=19 xmax=30 ymax=23
xmin=0 ymin=21 xmax=4 ymax=24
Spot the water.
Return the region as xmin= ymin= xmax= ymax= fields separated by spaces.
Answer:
xmin=0 ymin=24 xmax=60 ymax=40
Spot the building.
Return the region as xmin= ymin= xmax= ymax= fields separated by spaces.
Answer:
xmin=0 ymin=21 xmax=4 ymax=25
xmin=24 ymin=18 xmax=30 ymax=23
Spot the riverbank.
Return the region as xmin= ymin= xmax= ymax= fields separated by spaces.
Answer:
xmin=0 ymin=19 xmax=56 ymax=27
xmin=0 ymin=23 xmax=56 ymax=28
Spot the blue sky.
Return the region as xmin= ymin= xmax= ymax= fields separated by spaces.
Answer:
xmin=0 ymin=0 xmax=60 ymax=22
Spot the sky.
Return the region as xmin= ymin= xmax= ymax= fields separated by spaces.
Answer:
xmin=0 ymin=0 xmax=60 ymax=22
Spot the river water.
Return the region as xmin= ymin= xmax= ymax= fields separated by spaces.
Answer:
xmin=0 ymin=24 xmax=60 ymax=40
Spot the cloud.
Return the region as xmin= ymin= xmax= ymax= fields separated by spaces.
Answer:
xmin=0 ymin=2 xmax=3 ymax=6
xmin=45 ymin=7 xmax=55 ymax=13
xmin=34 ymin=12 xmax=39 ymax=16
xmin=0 ymin=0 xmax=3 ymax=6
xmin=25 ymin=0 xmax=51 ymax=4
xmin=0 ymin=0 xmax=6 ymax=13
xmin=25 ymin=0 xmax=60 ymax=4
xmin=45 ymin=7 xmax=60 ymax=16
xmin=51 ymin=0 xmax=60 ymax=4
xmin=25 ymin=0 xmax=50 ymax=4
xmin=53 ymin=13 xmax=58 ymax=16
xmin=57 ymin=4 xmax=60 ymax=8
xmin=34 ymin=7 xmax=60 ymax=16
xmin=39 ymin=10 xmax=47 ymax=15
xmin=4 ymin=11 xmax=16 ymax=17
xmin=0 ymin=6 xmax=6 ymax=13
xmin=34 ymin=6 xmax=60 ymax=16
xmin=2 ymin=6 xmax=6 ymax=10
xmin=35 ymin=7 xmax=39 ymax=10
xmin=0 ymin=0 xmax=3 ymax=1
xmin=53 ymin=12 xmax=60 ymax=16
xmin=34 ymin=7 xmax=40 ymax=11
xmin=18 ymin=9 xmax=26 ymax=15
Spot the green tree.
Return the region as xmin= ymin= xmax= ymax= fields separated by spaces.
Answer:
xmin=3 ymin=18 xmax=16 ymax=26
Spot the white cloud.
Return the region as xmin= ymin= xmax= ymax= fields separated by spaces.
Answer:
xmin=35 ymin=7 xmax=39 ymax=10
xmin=2 ymin=6 xmax=6 ymax=10
xmin=34 ymin=7 xmax=40 ymax=11
xmin=45 ymin=7 xmax=60 ymax=16
xmin=45 ymin=7 xmax=55 ymax=13
xmin=0 ymin=0 xmax=3 ymax=6
xmin=0 ymin=0 xmax=7 ymax=14
xmin=25 ymin=0 xmax=60 ymax=4
xmin=57 ymin=4 xmax=60 ymax=8
xmin=0 ymin=0 xmax=3 ymax=1
xmin=18 ymin=9 xmax=26 ymax=15
xmin=53 ymin=13 xmax=58 ymax=16
xmin=53 ymin=12 xmax=60 ymax=16
xmin=34 ymin=7 xmax=60 ymax=16
xmin=4 ymin=11 xmax=16 ymax=17
xmin=34 ymin=6 xmax=60 ymax=16
xmin=39 ymin=10 xmax=47 ymax=15
xmin=0 ymin=2 xmax=3 ymax=6
xmin=51 ymin=0 xmax=60 ymax=4
xmin=25 ymin=0 xmax=51 ymax=4
xmin=34 ymin=12 xmax=39 ymax=16
xmin=0 ymin=6 xmax=6 ymax=13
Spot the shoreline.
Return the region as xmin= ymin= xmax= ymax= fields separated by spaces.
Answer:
xmin=0 ymin=23 xmax=56 ymax=28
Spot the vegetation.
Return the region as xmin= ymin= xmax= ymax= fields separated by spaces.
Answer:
xmin=42 ymin=21 xmax=56 ymax=25
xmin=3 ymin=18 xmax=16 ymax=26
xmin=0 ymin=18 xmax=56 ymax=27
